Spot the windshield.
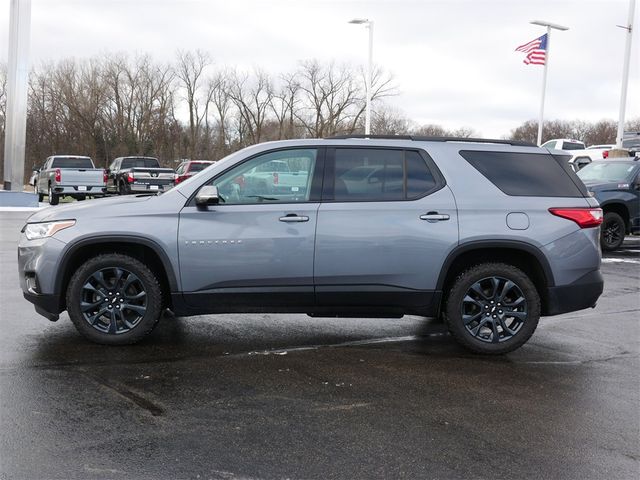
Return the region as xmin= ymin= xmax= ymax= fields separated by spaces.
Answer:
xmin=577 ymin=162 xmax=639 ymax=183
xmin=51 ymin=157 xmax=94 ymax=169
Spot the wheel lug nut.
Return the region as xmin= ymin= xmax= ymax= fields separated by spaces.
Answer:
xmin=486 ymin=313 xmax=490 ymax=316
xmin=492 ymin=315 xmax=497 ymax=318
xmin=498 ymin=310 xmax=503 ymax=314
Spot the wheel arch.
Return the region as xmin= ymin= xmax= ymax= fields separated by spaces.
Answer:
xmin=601 ymin=202 xmax=630 ymax=232
xmin=437 ymin=241 xmax=555 ymax=315
xmin=55 ymin=236 xmax=178 ymax=312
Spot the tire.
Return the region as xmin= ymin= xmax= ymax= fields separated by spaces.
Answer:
xmin=600 ymin=212 xmax=625 ymax=251
xmin=445 ymin=263 xmax=541 ymax=354
xmin=66 ymin=253 xmax=163 ymax=345
xmin=48 ymin=184 xmax=59 ymax=206
xmin=37 ymin=189 xmax=44 ymax=203
xmin=118 ymin=180 xmax=129 ymax=195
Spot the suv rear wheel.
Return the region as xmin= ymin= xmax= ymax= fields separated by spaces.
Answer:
xmin=445 ymin=263 xmax=541 ymax=354
xmin=66 ymin=253 xmax=162 ymax=345
xmin=601 ymin=212 xmax=625 ymax=251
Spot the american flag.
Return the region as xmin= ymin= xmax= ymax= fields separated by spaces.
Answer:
xmin=515 ymin=34 xmax=547 ymax=65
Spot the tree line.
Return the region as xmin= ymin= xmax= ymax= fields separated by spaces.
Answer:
xmin=0 ymin=51 xmax=638 ymax=182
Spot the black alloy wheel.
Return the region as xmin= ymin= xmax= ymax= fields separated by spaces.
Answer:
xmin=445 ymin=263 xmax=541 ymax=354
xmin=66 ymin=254 xmax=162 ymax=345
xmin=79 ymin=267 xmax=148 ymax=335
xmin=601 ymin=212 xmax=625 ymax=251
xmin=460 ymin=276 xmax=527 ymax=343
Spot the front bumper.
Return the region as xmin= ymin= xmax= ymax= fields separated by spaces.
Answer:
xmin=23 ymin=292 xmax=60 ymax=321
xmin=544 ymin=269 xmax=604 ymax=316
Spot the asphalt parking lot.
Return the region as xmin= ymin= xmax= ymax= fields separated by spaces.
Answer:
xmin=0 ymin=209 xmax=638 ymax=480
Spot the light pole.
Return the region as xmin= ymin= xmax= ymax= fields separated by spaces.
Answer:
xmin=615 ymin=0 xmax=636 ymax=150
xmin=530 ymin=20 xmax=568 ymax=146
xmin=349 ymin=18 xmax=374 ymax=135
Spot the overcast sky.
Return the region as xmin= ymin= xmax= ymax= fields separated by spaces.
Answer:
xmin=1 ymin=0 xmax=638 ymax=137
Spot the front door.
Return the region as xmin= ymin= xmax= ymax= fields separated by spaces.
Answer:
xmin=178 ymin=147 xmax=323 ymax=312
xmin=314 ymin=147 xmax=458 ymax=313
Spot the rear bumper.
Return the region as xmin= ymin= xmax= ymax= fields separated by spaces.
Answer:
xmin=128 ymin=183 xmax=173 ymax=193
xmin=544 ymin=269 xmax=604 ymax=316
xmin=52 ymin=185 xmax=107 ymax=195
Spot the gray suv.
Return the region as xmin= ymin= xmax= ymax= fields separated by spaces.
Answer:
xmin=18 ymin=136 xmax=604 ymax=354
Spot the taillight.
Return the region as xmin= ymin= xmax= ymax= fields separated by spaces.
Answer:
xmin=127 ymin=172 xmax=135 ymax=183
xmin=602 ymin=150 xmax=609 ymax=159
xmin=103 ymin=169 xmax=108 ymax=183
xmin=273 ymin=172 xmax=279 ymax=185
xmin=54 ymin=168 xmax=61 ymax=183
xmin=549 ymin=207 xmax=603 ymax=228
xmin=175 ymin=175 xmax=188 ymax=184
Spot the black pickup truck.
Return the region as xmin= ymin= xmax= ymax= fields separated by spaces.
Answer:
xmin=106 ymin=156 xmax=175 ymax=195
xmin=577 ymin=159 xmax=640 ymax=251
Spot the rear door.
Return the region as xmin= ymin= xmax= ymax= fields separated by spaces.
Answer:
xmin=314 ymin=147 xmax=458 ymax=311
xmin=178 ymin=147 xmax=324 ymax=311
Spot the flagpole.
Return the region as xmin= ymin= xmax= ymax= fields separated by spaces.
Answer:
xmin=537 ymin=26 xmax=551 ymax=146
xmin=529 ymin=20 xmax=569 ymax=146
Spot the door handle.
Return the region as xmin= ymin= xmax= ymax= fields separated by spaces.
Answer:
xmin=420 ymin=212 xmax=450 ymax=222
xmin=279 ymin=214 xmax=309 ymax=223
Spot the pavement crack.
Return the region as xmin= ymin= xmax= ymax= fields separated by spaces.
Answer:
xmin=78 ymin=369 xmax=164 ymax=417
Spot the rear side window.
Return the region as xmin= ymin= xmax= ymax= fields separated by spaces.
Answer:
xmin=331 ymin=148 xmax=441 ymax=201
xmin=460 ymin=151 xmax=586 ymax=197
xmin=51 ymin=157 xmax=94 ymax=169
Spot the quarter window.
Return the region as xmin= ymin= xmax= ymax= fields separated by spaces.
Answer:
xmin=209 ymin=149 xmax=317 ymax=204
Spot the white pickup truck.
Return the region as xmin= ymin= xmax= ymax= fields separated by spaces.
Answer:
xmin=35 ymin=155 xmax=106 ymax=205
xmin=243 ymin=159 xmax=310 ymax=195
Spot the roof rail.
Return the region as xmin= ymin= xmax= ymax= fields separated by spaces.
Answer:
xmin=325 ymin=134 xmax=536 ymax=147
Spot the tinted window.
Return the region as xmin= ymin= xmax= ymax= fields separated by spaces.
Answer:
xmin=332 ymin=149 xmax=439 ymax=201
xmin=461 ymin=151 xmax=585 ymax=197
xmin=51 ymin=157 xmax=94 ymax=169
xmin=121 ymin=158 xmax=160 ymax=169
xmin=334 ymin=149 xmax=404 ymax=201
xmin=561 ymin=142 xmax=585 ymax=150
xmin=406 ymin=151 xmax=436 ymax=199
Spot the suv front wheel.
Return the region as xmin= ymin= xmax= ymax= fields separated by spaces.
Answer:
xmin=66 ymin=253 xmax=162 ymax=345
xmin=445 ymin=263 xmax=541 ymax=354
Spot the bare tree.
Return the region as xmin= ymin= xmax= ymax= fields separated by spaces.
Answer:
xmin=226 ymin=68 xmax=274 ymax=146
xmin=175 ymin=50 xmax=210 ymax=157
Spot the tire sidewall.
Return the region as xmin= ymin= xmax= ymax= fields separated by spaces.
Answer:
xmin=66 ymin=254 xmax=162 ymax=345
xmin=446 ymin=263 xmax=541 ymax=354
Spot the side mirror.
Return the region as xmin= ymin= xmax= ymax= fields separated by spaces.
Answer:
xmin=195 ymin=185 xmax=220 ymax=207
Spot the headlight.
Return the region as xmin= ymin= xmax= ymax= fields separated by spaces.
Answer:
xmin=24 ymin=220 xmax=76 ymax=240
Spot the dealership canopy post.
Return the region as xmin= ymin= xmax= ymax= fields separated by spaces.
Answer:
xmin=3 ymin=0 xmax=31 ymax=191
